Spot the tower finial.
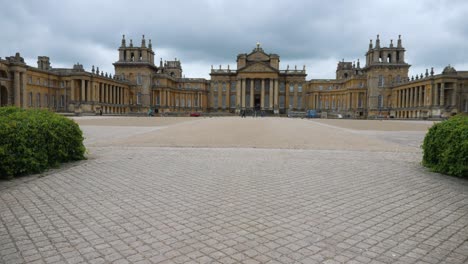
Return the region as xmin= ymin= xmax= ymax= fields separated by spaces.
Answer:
xmin=369 ymin=39 xmax=373 ymax=50
xmin=129 ymin=39 xmax=133 ymax=47
xmin=390 ymin=39 xmax=394 ymax=48
xmin=141 ymin=35 xmax=146 ymax=47
xmin=397 ymin=34 xmax=402 ymax=48
xmin=256 ymin=41 xmax=260 ymax=49
xmin=149 ymin=39 xmax=152 ymax=49
xmin=375 ymin=34 xmax=380 ymax=48
xmin=121 ymin=34 xmax=126 ymax=47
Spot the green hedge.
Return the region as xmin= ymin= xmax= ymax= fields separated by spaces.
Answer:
xmin=422 ymin=114 xmax=468 ymax=177
xmin=0 ymin=107 xmax=86 ymax=179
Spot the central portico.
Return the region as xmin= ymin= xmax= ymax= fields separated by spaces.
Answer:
xmin=210 ymin=43 xmax=307 ymax=114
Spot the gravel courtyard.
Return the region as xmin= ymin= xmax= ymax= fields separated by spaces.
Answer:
xmin=1 ymin=117 xmax=467 ymax=264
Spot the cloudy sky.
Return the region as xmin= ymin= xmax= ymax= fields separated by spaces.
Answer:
xmin=1 ymin=0 xmax=467 ymax=79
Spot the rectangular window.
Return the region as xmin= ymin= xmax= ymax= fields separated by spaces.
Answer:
xmin=137 ymin=92 xmax=141 ymax=104
xmin=137 ymin=74 xmax=142 ymax=85
xmin=156 ymin=95 xmax=160 ymax=105
xmin=230 ymin=81 xmax=236 ymax=92
xmin=36 ymin=93 xmax=41 ymax=107
xmin=51 ymin=95 xmax=55 ymax=107
xmin=378 ymin=75 xmax=384 ymax=87
xmin=279 ymin=95 xmax=285 ymax=108
xmin=29 ymin=92 xmax=33 ymax=106
xmin=378 ymin=95 xmax=383 ymax=108
xmin=181 ymin=98 xmax=185 ymax=107
xmin=222 ymin=82 xmax=226 ymax=92
xmin=188 ymin=99 xmax=191 ymax=107
xmin=289 ymin=84 xmax=294 ymax=93
xmin=298 ymin=84 xmax=302 ymax=93
xmin=60 ymin=95 xmax=65 ymax=107
xmin=280 ymin=82 xmax=285 ymax=92
xmin=264 ymin=95 xmax=269 ymax=108
xmin=222 ymin=95 xmax=226 ymax=109
xmin=297 ymin=96 xmax=302 ymax=109
xmin=319 ymin=85 xmax=323 ymax=91
xmin=44 ymin=94 xmax=48 ymax=107
xmin=230 ymin=95 xmax=236 ymax=108
xmin=289 ymin=95 xmax=294 ymax=108
xmin=213 ymin=96 xmax=218 ymax=108
xmin=213 ymin=82 xmax=218 ymax=92
xmin=28 ymin=76 xmax=32 ymax=84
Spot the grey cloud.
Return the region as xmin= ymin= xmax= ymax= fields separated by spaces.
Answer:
xmin=1 ymin=0 xmax=467 ymax=79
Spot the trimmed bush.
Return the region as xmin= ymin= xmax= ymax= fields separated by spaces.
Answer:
xmin=0 ymin=107 xmax=86 ymax=179
xmin=422 ymin=114 xmax=468 ymax=177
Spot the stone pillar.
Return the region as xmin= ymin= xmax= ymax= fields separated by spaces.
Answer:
xmin=260 ymin=79 xmax=265 ymax=109
xmin=236 ymin=79 xmax=241 ymax=110
xmin=81 ymin=80 xmax=86 ymax=102
xmin=241 ymin=79 xmax=246 ymax=108
xmin=269 ymin=79 xmax=273 ymax=110
xmin=414 ymin=87 xmax=418 ymax=107
xmin=70 ymin=80 xmax=75 ymax=102
xmin=13 ymin=71 xmax=21 ymax=107
xmin=274 ymin=79 xmax=279 ymax=111
xmin=419 ymin=86 xmax=423 ymax=107
xmin=250 ymin=79 xmax=254 ymax=108
xmin=440 ymin=83 xmax=445 ymax=106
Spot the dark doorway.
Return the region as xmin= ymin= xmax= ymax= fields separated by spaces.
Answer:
xmin=254 ymin=95 xmax=261 ymax=110
xmin=0 ymin=86 xmax=7 ymax=106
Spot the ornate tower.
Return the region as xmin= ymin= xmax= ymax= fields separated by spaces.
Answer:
xmin=113 ymin=35 xmax=158 ymax=109
xmin=364 ymin=34 xmax=410 ymax=117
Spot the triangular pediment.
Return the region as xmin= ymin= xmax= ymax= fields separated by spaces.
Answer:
xmin=239 ymin=62 xmax=277 ymax=73
xmin=247 ymin=51 xmax=270 ymax=62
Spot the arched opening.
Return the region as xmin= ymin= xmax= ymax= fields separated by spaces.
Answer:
xmin=344 ymin=73 xmax=348 ymax=78
xmin=387 ymin=54 xmax=392 ymax=63
xmin=0 ymin=86 xmax=8 ymax=106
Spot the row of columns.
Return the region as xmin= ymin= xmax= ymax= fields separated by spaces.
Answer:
xmin=396 ymin=85 xmax=426 ymax=108
xmin=311 ymin=92 xmax=364 ymax=110
xmin=236 ymin=78 xmax=279 ymax=109
xmin=70 ymin=79 xmax=126 ymax=105
xmin=158 ymin=90 xmax=203 ymax=109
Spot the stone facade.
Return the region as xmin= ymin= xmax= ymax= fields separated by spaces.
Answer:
xmin=1 ymin=34 xmax=467 ymax=118
xmin=210 ymin=43 xmax=306 ymax=114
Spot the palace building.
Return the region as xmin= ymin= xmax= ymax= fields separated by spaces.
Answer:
xmin=0 ymin=34 xmax=467 ymax=118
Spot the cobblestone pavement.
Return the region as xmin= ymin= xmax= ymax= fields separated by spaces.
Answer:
xmin=1 ymin=118 xmax=468 ymax=264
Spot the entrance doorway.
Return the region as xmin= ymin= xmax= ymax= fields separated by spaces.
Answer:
xmin=0 ymin=86 xmax=7 ymax=106
xmin=254 ymin=95 xmax=261 ymax=110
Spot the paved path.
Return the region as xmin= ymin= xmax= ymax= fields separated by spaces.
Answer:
xmin=1 ymin=117 xmax=467 ymax=264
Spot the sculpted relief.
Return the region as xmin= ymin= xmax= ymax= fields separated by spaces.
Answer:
xmin=241 ymin=63 xmax=276 ymax=73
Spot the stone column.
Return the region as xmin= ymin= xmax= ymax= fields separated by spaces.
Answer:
xmin=260 ymin=79 xmax=265 ymax=109
xmin=440 ymin=83 xmax=445 ymax=106
xmin=414 ymin=87 xmax=418 ymax=107
xmin=250 ymin=79 xmax=254 ymax=108
xmin=269 ymin=79 xmax=273 ymax=110
xmin=20 ymin=72 xmax=27 ymax=108
xmin=419 ymin=86 xmax=423 ymax=107
xmin=241 ymin=79 xmax=246 ymax=108
xmin=81 ymin=80 xmax=86 ymax=102
xmin=274 ymin=79 xmax=279 ymax=111
xmin=236 ymin=79 xmax=241 ymax=110
xmin=13 ymin=71 xmax=21 ymax=107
